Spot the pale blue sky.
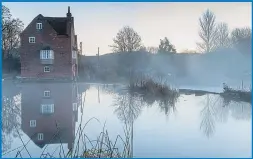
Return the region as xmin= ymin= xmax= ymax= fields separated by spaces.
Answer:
xmin=3 ymin=2 xmax=252 ymax=55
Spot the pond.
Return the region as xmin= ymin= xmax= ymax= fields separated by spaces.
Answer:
xmin=2 ymin=82 xmax=252 ymax=158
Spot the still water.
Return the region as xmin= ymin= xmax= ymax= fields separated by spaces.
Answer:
xmin=2 ymin=82 xmax=252 ymax=158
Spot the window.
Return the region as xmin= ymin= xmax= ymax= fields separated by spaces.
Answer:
xmin=73 ymin=103 xmax=77 ymax=111
xmin=44 ymin=66 xmax=50 ymax=72
xmin=72 ymin=51 xmax=77 ymax=59
xmin=38 ymin=133 xmax=44 ymax=141
xmin=29 ymin=37 xmax=35 ymax=43
xmin=44 ymin=91 xmax=50 ymax=97
xmin=30 ymin=120 xmax=36 ymax=127
xmin=36 ymin=23 xmax=42 ymax=30
xmin=40 ymin=50 xmax=54 ymax=59
xmin=41 ymin=104 xmax=54 ymax=114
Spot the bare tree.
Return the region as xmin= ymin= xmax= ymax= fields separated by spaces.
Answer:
xmin=2 ymin=6 xmax=11 ymax=31
xmin=110 ymin=26 xmax=142 ymax=53
xmin=197 ymin=9 xmax=217 ymax=53
xmin=231 ymin=27 xmax=251 ymax=43
xmin=230 ymin=27 xmax=252 ymax=55
xmin=158 ymin=37 xmax=176 ymax=53
xmin=2 ymin=5 xmax=24 ymax=59
xmin=216 ymin=22 xmax=230 ymax=48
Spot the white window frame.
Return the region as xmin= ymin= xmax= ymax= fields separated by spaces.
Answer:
xmin=72 ymin=51 xmax=77 ymax=59
xmin=29 ymin=37 xmax=35 ymax=43
xmin=30 ymin=120 xmax=36 ymax=127
xmin=44 ymin=66 xmax=50 ymax=72
xmin=36 ymin=23 xmax=42 ymax=30
xmin=44 ymin=90 xmax=51 ymax=97
xmin=40 ymin=50 xmax=54 ymax=60
xmin=38 ymin=133 xmax=44 ymax=141
xmin=73 ymin=103 xmax=77 ymax=111
xmin=41 ymin=104 xmax=54 ymax=114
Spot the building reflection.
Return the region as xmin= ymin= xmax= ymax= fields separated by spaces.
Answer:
xmin=21 ymin=82 xmax=79 ymax=150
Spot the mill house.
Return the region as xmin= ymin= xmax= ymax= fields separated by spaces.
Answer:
xmin=20 ymin=7 xmax=78 ymax=81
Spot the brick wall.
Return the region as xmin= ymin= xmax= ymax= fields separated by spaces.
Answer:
xmin=20 ymin=16 xmax=73 ymax=79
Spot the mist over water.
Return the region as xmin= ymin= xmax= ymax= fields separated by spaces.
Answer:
xmin=1 ymin=82 xmax=251 ymax=158
xmin=81 ymin=48 xmax=252 ymax=89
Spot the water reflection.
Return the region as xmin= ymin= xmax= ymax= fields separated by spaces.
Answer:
xmin=110 ymin=85 xmax=251 ymax=139
xmin=2 ymin=83 xmax=251 ymax=158
xmin=113 ymin=93 xmax=143 ymax=158
xmin=200 ymin=95 xmax=218 ymax=138
xmin=111 ymin=87 xmax=180 ymax=157
xmin=200 ymin=94 xmax=251 ymax=138
xmin=2 ymin=93 xmax=22 ymax=153
xmin=113 ymin=94 xmax=143 ymax=124
xmin=21 ymin=83 xmax=78 ymax=153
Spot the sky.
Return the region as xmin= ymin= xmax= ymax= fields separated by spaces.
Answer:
xmin=3 ymin=2 xmax=252 ymax=56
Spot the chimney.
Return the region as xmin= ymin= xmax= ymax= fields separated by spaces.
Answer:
xmin=66 ymin=6 xmax=72 ymax=36
xmin=67 ymin=6 xmax=72 ymax=18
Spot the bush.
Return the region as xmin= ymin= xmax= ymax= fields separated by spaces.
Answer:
xmin=129 ymin=75 xmax=179 ymax=98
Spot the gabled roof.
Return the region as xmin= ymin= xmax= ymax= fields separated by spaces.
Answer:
xmin=44 ymin=17 xmax=68 ymax=35
xmin=34 ymin=13 xmax=70 ymax=36
xmin=28 ymin=129 xmax=72 ymax=149
xmin=21 ymin=7 xmax=74 ymax=37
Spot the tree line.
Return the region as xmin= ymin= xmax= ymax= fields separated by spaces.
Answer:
xmin=197 ymin=9 xmax=251 ymax=54
xmin=109 ymin=26 xmax=177 ymax=54
xmin=110 ymin=9 xmax=252 ymax=55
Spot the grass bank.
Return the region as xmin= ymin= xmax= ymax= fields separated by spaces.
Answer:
xmin=220 ymin=83 xmax=252 ymax=103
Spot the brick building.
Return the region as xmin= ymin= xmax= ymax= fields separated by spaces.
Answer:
xmin=21 ymin=83 xmax=79 ymax=150
xmin=20 ymin=7 xmax=78 ymax=80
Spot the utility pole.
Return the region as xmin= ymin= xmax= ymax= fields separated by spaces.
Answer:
xmin=97 ymin=47 xmax=100 ymax=68
xmin=95 ymin=47 xmax=100 ymax=81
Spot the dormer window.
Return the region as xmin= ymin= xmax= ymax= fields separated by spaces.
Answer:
xmin=36 ymin=23 xmax=42 ymax=30
xmin=29 ymin=37 xmax=35 ymax=43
